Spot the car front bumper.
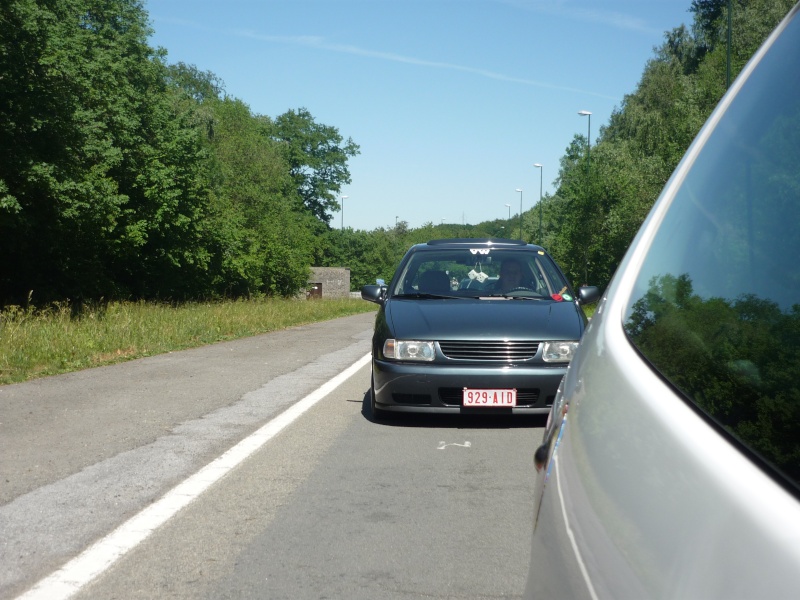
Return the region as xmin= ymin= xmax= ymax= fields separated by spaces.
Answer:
xmin=372 ymin=358 xmax=566 ymax=415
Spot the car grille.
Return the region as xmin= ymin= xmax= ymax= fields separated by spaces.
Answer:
xmin=438 ymin=340 xmax=540 ymax=361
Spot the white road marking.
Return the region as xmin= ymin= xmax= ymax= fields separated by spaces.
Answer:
xmin=437 ymin=441 xmax=472 ymax=449
xmin=16 ymin=353 xmax=372 ymax=600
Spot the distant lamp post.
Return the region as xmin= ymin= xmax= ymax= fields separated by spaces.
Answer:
xmin=504 ymin=203 xmax=511 ymax=220
xmin=578 ymin=110 xmax=592 ymax=171
xmin=578 ymin=110 xmax=592 ymax=284
xmin=515 ymin=188 xmax=523 ymax=240
xmin=533 ymin=163 xmax=543 ymax=245
xmin=340 ymin=195 xmax=348 ymax=229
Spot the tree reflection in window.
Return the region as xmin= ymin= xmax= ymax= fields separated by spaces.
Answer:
xmin=625 ymin=273 xmax=800 ymax=489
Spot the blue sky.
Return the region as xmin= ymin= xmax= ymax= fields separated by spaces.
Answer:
xmin=145 ymin=0 xmax=693 ymax=232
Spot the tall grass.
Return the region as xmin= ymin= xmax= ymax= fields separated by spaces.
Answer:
xmin=0 ymin=298 xmax=376 ymax=385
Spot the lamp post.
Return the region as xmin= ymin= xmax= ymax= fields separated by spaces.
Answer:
xmin=578 ymin=110 xmax=592 ymax=172
xmin=515 ymin=188 xmax=523 ymax=240
xmin=578 ymin=110 xmax=592 ymax=284
xmin=504 ymin=203 xmax=511 ymax=220
xmin=340 ymin=195 xmax=348 ymax=229
xmin=533 ymin=164 xmax=543 ymax=245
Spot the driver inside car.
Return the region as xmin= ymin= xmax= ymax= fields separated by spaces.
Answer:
xmin=490 ymin=258 xmax=524 ymax=292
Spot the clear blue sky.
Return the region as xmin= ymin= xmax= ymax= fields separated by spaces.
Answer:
xmin=145 ymin=0 xmax=693 ymax=232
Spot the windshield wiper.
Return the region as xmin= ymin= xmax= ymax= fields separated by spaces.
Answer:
xmin=394 ymin=292 xmax=463 ymax=299
xmin=481 ymin=292 xmax=547 ymax=300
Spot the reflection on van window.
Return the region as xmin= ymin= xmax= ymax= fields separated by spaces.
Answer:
xmin=626 ymin=274 xmax=800 ymax=487
xmin=623 ymin=15 xmax=800 ymax=491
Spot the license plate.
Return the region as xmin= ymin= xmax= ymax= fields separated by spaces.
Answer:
xmin=463 ymin=388 xmax=517 ymax=407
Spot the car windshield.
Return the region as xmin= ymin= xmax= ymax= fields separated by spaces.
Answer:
xmin=390 ymin=248 xmax=568 ymax=299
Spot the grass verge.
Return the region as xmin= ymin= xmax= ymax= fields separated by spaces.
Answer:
xmin=0 ymin=297 xmax=376 ymax=386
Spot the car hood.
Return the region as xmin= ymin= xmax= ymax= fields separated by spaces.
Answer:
xmin=383 ymin=298 xmax=584 ymax=341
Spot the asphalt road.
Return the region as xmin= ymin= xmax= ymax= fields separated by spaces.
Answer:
xmin=0 ymin=312 xmax=545 ymax=599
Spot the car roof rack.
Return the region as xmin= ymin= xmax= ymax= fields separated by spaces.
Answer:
xmin=425 ymin=238 xmax=527 ymax=246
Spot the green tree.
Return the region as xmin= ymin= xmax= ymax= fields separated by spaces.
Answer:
xmin=317 ymin=226 xmax=407 ymax=291
xmin=269 ymin=108 xmax=360 ymax=224
xmin=0 ymin=0 xmax=211 ymax=303
xmin=166 ymin=61 xmax=225 ymax=103
xmin=202 ymin=98 xmax=316 ymax=297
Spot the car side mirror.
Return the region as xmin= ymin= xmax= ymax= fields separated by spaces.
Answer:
xmin=361 ymin=284 xmax=386 ymax=304
xmin=577 ymin=285 xmax=600 ymax=305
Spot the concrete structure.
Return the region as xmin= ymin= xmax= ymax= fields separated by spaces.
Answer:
xmin=307 ymin=267 xmax=351 ymax=299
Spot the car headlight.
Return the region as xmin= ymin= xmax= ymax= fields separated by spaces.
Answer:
xmin=383 ymin=339 xmax=436 ymax=361
xmin=542 ymin=341 xmax=579 ymax=363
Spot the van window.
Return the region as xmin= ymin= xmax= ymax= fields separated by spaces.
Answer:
xmin=623 ymin=14 xmax=800 ymax=492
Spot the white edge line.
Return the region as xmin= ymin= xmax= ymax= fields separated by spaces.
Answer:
xmin=17 ymin=353 xmax=372 ymax=600
xmin=554 ymin=455 xmax=600 ymax=600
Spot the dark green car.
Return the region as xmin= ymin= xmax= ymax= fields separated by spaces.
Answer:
xmin=361 ymin=238 xmax=599 ymax=418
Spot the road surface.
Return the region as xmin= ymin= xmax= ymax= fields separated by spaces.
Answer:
xmin=1 ymin=312 xmax=544 ymax=599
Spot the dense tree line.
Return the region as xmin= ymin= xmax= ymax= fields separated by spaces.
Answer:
xmin=0 ymin=0 xmax=358 ymax=305
xmin=539 ymin=0 xmax=797 ymax=288
xmin=1 ymin=0 xmax=794 ymax=307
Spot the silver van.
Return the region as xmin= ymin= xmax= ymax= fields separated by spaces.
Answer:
xmin=527 ymin=4 xmax=800 ymax=598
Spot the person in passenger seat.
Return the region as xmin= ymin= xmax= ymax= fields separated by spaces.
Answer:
xmin=418 ymin=270 xmax=451 ymax=294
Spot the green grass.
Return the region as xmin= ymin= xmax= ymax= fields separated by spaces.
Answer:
xmin=583 ymin=304 xmax=597 ymax=319
xmin=0 ymin=297 xmax=377 ymax=386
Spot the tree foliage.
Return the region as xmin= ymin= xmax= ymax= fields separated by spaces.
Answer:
xmin=0 ymin=0 xmax=357 ymax=305
xmin=269 ymin=108 xmax=360 ymax=224
xmin=540 ymin=0 xmax=796 ymax=289
xmin=201 ymin=97 xmax=316 ymax=296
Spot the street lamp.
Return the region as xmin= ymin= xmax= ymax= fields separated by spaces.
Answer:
xmin=578 ymin=110 xmax=592 ymax=171
xmin=515 ymin=189 xmax=523 ymax=240
xmin=533 ymin=164 xmax=543 ymax=245
xmin=578 ymin=110 xmax=592 ymax=284
xmin=504 ymin=203 xmax=511 ymax=220
xmin=340 ymin=195 xmax=348 ymax=229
